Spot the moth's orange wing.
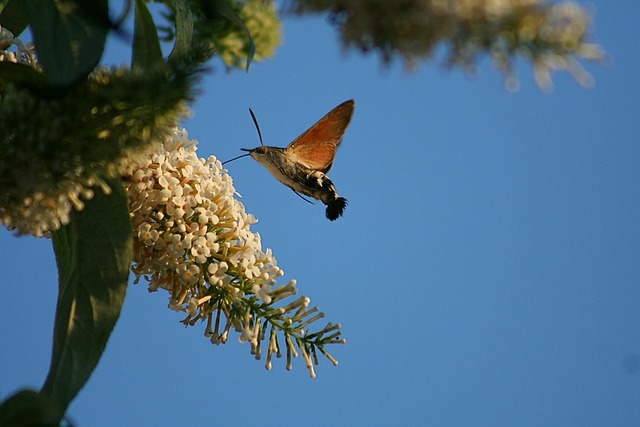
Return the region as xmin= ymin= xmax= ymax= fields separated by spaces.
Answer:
xmin=285 ymin=100 xmax=354 ymax=173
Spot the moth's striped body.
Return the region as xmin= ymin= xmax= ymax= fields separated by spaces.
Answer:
xmin=245 ymin=146 xmax=347 ymax=220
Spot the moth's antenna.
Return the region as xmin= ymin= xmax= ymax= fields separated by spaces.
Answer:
xmin=222 ymin=108 xmax=264 ymax=165
xmin=249 ymin=108 xmax=264 ymax=146
xmin=222 ymin=152 xmax=251 ymax=165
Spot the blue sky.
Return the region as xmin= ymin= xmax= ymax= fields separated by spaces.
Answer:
xmin=2 ymin=2 xmax=639 ymax=426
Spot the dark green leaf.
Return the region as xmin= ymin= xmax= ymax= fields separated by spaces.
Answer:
xmin=0 ymin=0 xmax=28 ymax=36
xmin=19 ymin=0 xmax=109 ymax=87
xmin=0 ymin=390 xmax=62 ymax=427
xmin=168 ymin=0 xmax=193 ymax=65
xmin=42 ymin=178 xmax=133 ymax=415
xmin=132 ymin=0 xmax=164 ymax=69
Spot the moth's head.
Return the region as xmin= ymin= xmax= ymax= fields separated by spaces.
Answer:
xmin=241 ymin=146 xmax=268 ymax=160
xmin=222 ymin=146 xmax=268 ymax=166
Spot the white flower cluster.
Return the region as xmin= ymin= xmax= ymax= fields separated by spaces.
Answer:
xmin=123 ymin=127 xmax=289 ymax=332
xmin=0 ymin=26 xmax=37 ymax=66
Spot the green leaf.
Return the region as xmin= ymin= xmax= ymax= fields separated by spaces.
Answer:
xmin=167 ymin=0 xmax=194 ymax=65
xmin=0 ymin=0 xmax=28 ymax=36
xmin=19 ymin=0 xmax=109 ymax=87
xmin=132 ymin=0 xmax=164 ymax=70
xmin=214 ymin=1 xmax=255 ymax=72
xmin=42 ymin=178 xmax=133 ymax=416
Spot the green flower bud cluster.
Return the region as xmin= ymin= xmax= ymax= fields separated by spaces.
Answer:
xmin=0 ymin=67 xmax=192 ymax=236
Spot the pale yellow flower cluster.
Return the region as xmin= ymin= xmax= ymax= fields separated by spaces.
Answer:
xmin=293 ymin=0 xmax=602 ymax=89
xmin=122 ymin=130 xmax=345 ymax=375
xmin=531 ymin=2 xmax=601 ymax=89
xmin=122 ymin=127 xmax=292 ymax=341
xmin=216 ymin=0 xmax=282 ymax=69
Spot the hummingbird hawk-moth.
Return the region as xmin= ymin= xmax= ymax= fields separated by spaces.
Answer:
xmin=228 ymin=100 xmax=354 ymax=221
